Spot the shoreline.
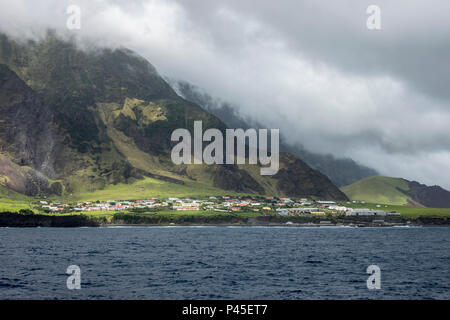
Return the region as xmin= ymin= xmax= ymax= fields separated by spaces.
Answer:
xmin=1 ymin=222 xmax=448 ymax=228
xmin=1 ymin=211 xmax=449 ymax=228
xmin=1 ymin=224 xmax=447 ymax=228
xmin=100 ymin=221 xmax=448 ymax=228
xmin=0 ymin=224 xmax=443 ymax=228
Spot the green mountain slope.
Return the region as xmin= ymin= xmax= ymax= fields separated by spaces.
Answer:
xmin=0 ymin=32 xmax=347 ymax=201
xmin=341 ymin=176 xmax=450 ymax=208
xmin=341 ymin=176 xmax=412 ymax=205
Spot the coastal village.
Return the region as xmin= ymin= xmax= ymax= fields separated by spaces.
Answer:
xmin=37 ymin=196 xmax=401 ymax=217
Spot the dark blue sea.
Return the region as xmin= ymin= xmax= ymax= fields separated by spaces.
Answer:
xmin=0 ymin=226 xmax=449 ymax=299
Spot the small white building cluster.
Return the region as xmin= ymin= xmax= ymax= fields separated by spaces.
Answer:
xmin=37 ymin=197 xmax=402 ymax=217
xmin=345 ymin=208 xmax=400 ymax=216
xmin=39 ymin=199 xmax=167 ymax=212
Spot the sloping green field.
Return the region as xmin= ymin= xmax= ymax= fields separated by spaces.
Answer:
xmin=0 ymin=177 xmax=245 ymax=210
xmin=341 ymin=176 xmax=411 ymax=205
xmin=0 ymin=185 xmax=33 ymax=211
xmin=59 ymin=177 xmax=245 ymax=202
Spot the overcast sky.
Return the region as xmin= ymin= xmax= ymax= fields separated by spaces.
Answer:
xmin=1 ymin=0 xmax=450 ymax=188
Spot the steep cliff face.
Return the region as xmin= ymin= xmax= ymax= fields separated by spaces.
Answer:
xmin=275 ymin=154 xmax=348 ymax=200
xmin=403 ymin=181 xmax=450 ymax=208
xmin=0 ymin=64 xmax=63 ymax=196
xmin=0 ymin=63 xmax=57 ymax=177
xmin=0 ymin=33 xmax=347 ymax=200
xmin=0 ymin=154 xmax=63 ymax=196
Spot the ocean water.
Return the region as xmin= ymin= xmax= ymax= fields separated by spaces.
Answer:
xmin=0 ymin=226 xmax=449 ymax=300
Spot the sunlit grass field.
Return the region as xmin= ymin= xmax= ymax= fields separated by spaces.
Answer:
xmin=341 ymin=176 xmax=412 ymax=205
xmin=0 ymin=186 xmax=33 ymax=212
xmin=0 ymin=199 xmax=33 ymax=212
xmin=59 ymin=177 xmax=245 ymax=202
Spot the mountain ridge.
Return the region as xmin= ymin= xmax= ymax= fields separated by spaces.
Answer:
xmin=0 ymin=32 xmax=347 ymax=200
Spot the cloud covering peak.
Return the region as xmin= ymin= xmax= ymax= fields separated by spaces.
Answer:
xmin=1 ymin=0 xmax=450 ymax=188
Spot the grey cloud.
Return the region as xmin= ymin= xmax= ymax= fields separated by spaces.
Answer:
xmin=178 ymin=0 xmax=450 ymax=102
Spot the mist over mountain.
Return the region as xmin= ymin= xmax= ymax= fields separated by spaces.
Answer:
xmin=170 ymin=80 xmax=378 ymax=187
xmin=0 ymin=33 xmax=347 ymax=200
